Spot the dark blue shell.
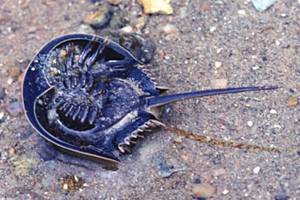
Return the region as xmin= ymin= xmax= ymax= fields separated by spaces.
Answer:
xmin=23 ymin=34 xmax=165 ymax=163
xmin=23 ymin=34 xmax=278 ymax=164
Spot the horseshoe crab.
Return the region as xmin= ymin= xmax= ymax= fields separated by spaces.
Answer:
xmin=22 ymin=34 xmax=277 ymax=164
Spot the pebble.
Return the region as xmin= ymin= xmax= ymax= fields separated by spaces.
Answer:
xmin=273 ymin=124 xmax=282 ymax=129
xmin=120 ymin=25 xmax=133 ymax=33
xmin=159 ymin=24 xmax=179 ymax=35
xmin=75 ymin=24 xmax=96 ymax=35
xmin=137 ymin=0 xmax=173 ymax=15
xmin=198 ymin=2 xmax=211 ymax=11
xmin=238 ymin=10 xmax=246 ymax=15
xmin=58 ymin=174 xmax=85 ymax=192
xmin=253 ymin=166 xmax=260 ymax=174
xmin=214 ymin=61 xmax=222 ymax=68
xmin=247 ymin=121 xmax=253 ymax=127
xmin=212 ymin=168 xmax=226 ymax=177
xmin=251 ymin=0 xmax=277 ymax=12
xmin=210 ymin=79 xmax=228 ymax=89
xmin=286 ymin=96 xmax=298 ymax=106
xmin=270 ymin=109 xmax=277 ymax=114
xmin=192 ymin=182 xmax=216 ymax=198
xmin=7 ymin=78 xmax=13 ymax=85
xmin=252 ymin=66 xmax=260 ymax=70
xmin=280 ymin=13 xmax=287 ymax=18
xmin=109 ymin=9 xmax=129 ymax=29
xmin=210 ymin=26 xmax=216 ymax=32
xmin=0 ymin=112 xmax=4 ymax=120
xmin=5 ymin=102 xmax=24 ymax=117
xmin=99 ymin=29 xmax=155 ymax=63
xmin=223 ymin=189 xmax=229 ymax=195
xmin=105 ymin=0 xmax=123 ymax=5
xmin=133 ymin=15 xmax=148 ymax=31
xmin=9 ymin=148 xmax=15 ymax=155
xmin=208 ymin=98 xmax=215 ymax=103
xmin=63 ymin=183 xmax=68 ymax=191
xmin=274 ymin=194 xmax=290 ymax=200
xmin=8 ymin=66 xmax=21 ymax=78
xmin=0 ymin=88 xmax=6 ymax=100
xmin=84 ymin=7 xmax=110 ymax=28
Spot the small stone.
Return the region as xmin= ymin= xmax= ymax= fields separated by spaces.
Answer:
xmin=274 ymin=193 xmax=290 ymax=200
xmin=0 ymin=88 xmax=6 ymax=100
xmin=75 ymin=24 xmax=96 ymax=35
xmin=120 ymin=25 xmax=133 ymax=33
xmin=253 ymin=166 xmax=260 ymax=173
xmin=59 ymin=174 xmax=85 ymax=192
xmin=280 ymin=13 xmax=287 ymax=18
xmin=99 ymin=29 xmax=155 ymax=63
xmin=212 ymin=168 xmax=226 ymax=177
xmin=270 ymin=109 xmax=277 ymax=114
xmin=208 ymin=98 xmax=215 ymax=103
xmin=214 ymin=61 xmax=222 ymax=68
xmin=247 ymin=121 xmax=253 ymax=127
xmin=192 ymin=182 xmax=216 ymax=198
xmin=7 ymin=78 xmax=13 ymax=85
xmin=210 ymin=79 xmax=228 ymax=89
xmin=194 ymin=178 xmax=201 ymax=184
xmin=251 ymin=0 xmax=277 ymax=12
xmin=286 ymin=96 xmax=298 ymax=106
xmin=159 ymin=24 xmax=179 ymax=35
xmin=173 ymin=138 xmax=182 ymax=143
xmin=8 ymin=66 xmax=21 ymax=78
xmin=238 ymin=10 xmax=246 ymax=15
xmin=181 ymin=155 xmax=190 ymax=162
xmin=0 ymin=112 xmax=4 ymax=120
xmin=105 ymin=0 xmax=123 ymax=5
xmin=84 ymin=7 xmax=110 ymax=28
xmin=109 ymin=9 xmax=129 ymax=29
xmin=223 ymin=189 xmax=229 ymax=195
xmin=137 ymin=0 xmax=173 ymax=15
xmin=9 ymin=148 xmax=15 ymax=155
xmin=133 ymin=15 xmax=148 ymax=30
xmin=210 ymin=26 xmax=216 ymax=32
xmin=275 ymin=40 xmax=281 ymax=46
xmin=5 ymin=102 xmax=24 ymax=117
xmin=63 ymin=183 xmax=68 ymax=191
xmin=199 ymin=2 xmax=211 ymax=11
xmin=252 ymin=66 xmax=260 ymax=70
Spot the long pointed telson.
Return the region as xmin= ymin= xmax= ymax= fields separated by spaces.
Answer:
xmin=146 ymin=86 xmax=278 ymax=108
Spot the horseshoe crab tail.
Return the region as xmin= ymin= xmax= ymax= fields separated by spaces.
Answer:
xmin=146 ymin=86 xmax=278 ymax=108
